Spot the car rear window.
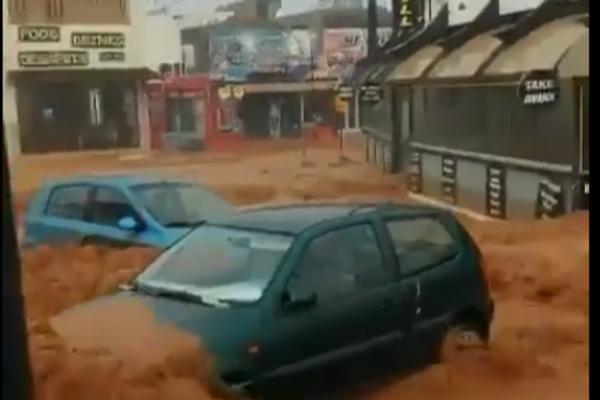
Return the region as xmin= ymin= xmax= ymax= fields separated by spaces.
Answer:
xmin=45 ymin=185 xmax=90 ymax=220
xmin=385 ymin=217 xmax=458 ymax=276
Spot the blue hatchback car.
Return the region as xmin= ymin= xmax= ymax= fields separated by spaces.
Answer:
xmin=23 ymin=175 xmax=235 ymax=249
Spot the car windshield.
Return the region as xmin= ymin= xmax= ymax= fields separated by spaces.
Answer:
xmin=131 ymin=182 xmax=234 ymax=227
xmin=136 ymin=225 xmax=294 ymax=305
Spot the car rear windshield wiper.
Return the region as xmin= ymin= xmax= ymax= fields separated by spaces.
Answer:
xmin=164 ymin=220 xmax=207 ymax=228
xmin=130 ymin=282 xmax=216 ymax=307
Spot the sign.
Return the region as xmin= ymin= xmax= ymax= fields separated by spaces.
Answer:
xmin=485 ymin=165 xmax=507 ymax=219
xmin=360 ymin=83 xmax=383 ymax=103
xmin=72 ymin=32 xmax=125 ymax=48
xmin=18 ymin=51 xmax=89 ymax=68
xmin=232 ymin=86 xmax=245 ymax=100
xmin=518 ymin=71 xmax=559 ymax=106
xmin=535 ymin=178 xmax=565 ymax=219
xmin=210 ymin=27 xmax=312 ymax=82
xmin=441 ymin=156 xmax=457 ymax=205
xmin=335 ymin=96 xmax=348 ymax=113
xmin=323 ymin=28 xmax=392 ymax=79
xmin=408 ymin=151 xmax=423 ymax=193
xmin=218 ymin=86 xmax=233 ymax=100
xmin=336 ymin=84 xmax=354 ymax=101
xmin=18 ymin=26 xmax=60 ymax=42
xmin=99 ymin=51 xmax=125 ymax=62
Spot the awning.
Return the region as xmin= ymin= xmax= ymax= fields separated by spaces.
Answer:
xmin=558 ymin=30 xmax=589 ymax=78
xmin=428 ymin=32 xmax=503 ymax=79
xmin=386 ymin=45 xmax=444 ymax=82
xmin=485 ymin=15 xmax=588 ymax=76
xmin=238 ymin=80 xmax=336 ymax=94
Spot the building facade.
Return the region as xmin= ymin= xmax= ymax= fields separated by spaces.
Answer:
xmin=3 ymin=0 xmax=180 ymax=159
xmin=359 ymin=0 xmax=589 ymax=219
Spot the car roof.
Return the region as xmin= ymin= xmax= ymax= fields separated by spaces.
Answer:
xmin=214 ymin=202 xmax=444 ymax=235
xmin=45 ymin=174 xmax=192 ymax=189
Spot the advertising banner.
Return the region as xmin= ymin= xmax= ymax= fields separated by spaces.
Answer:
xmin=209 ymin=27 xmax=312 ymax=82
xmin=322 ymin=28 xmax=392 ymax=80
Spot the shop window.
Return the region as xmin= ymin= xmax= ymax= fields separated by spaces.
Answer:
xmin=119 ymin=0 xmax=128 ymax=17
xmin=47 ymin=0 xmax=64 ymax=20
xmin=218 ymin=107 xmax=235 ymax=132
xmin=89 ymin=89 xmax=104 ymax=126
xmin=167 ymin=95 xmax=197 ymax=133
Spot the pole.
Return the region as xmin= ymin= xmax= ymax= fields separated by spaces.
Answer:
xmin=367 ymin=0 xmax=379 ymax=57
xmin=2 ymin=123 xmax=33 ymax=400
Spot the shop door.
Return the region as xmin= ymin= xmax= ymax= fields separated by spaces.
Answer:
xmin=34 ymin=83 xmax=87 ymax=152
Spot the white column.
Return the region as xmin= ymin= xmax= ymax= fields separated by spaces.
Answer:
xmin=3 ymin=78 xmax=21 ymax=161
xmin=136 ymin=80 xmax=151 ymax=152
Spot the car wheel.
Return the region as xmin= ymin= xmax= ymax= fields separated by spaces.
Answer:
xmin=439 ymin=324 xmax=488 ymax=362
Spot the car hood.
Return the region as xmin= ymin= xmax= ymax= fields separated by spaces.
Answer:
xmin=50 ymin=290 xmax=262 ymax=369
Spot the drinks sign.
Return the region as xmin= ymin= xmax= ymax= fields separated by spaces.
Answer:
xmin=72 ymin=32 xmax=125 ymax=49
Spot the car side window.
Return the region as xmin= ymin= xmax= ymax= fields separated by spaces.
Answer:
xmin=385 ymin=217 xmax=458 ymax=276
xmin=45 ymin=185 xmax=90 ymax=221
xmin=287 ymin=223 xmax=388 ymax=304
xmin=89 ymin=187 xmax=139 ymax=227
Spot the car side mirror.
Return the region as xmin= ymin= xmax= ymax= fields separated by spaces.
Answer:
xmin=117 ymin=216 xmax=144 ymax=233
xmin=282 ymin=290 xmax=317 ymax=313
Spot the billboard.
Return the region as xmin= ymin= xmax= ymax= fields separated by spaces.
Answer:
xmin=322 ymin=28 xmax=392 ymax=80
xmin=499 ymin=0 xmax=544 ymax=15
xmin=209 ymin=27 xmax=312 ymax=82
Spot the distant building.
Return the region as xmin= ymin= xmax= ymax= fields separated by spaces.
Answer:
xmin=3 ymin=0 xmax=180 ymax=157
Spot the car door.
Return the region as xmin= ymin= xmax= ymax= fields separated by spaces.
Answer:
xmin=27 ymin=184 xmax=94 ymax=246
xmin=261 ymin=220 xmax=416 ymax=377
xmin=382 ymin=215 xmax=461 ymax=344
xmin=84 ymin=185 xmax=156 ymax=248
xmin=308 ymin=221 xmax=418 ymax=356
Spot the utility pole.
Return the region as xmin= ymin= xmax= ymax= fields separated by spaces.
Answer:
xmin=367 ymin=0 xmax=379 ymax=57
xmin=2 ymin=123 xmax=33 ymax=400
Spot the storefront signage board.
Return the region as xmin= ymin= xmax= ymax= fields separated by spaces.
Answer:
xmin=18 ymin=51 xmax=89 ymax=68
xmin=408 ymin=151 xmax=423 ymax=193
xmin=485 ymin=164 xmax=507 ymax=219
xmin=535 ymin=178 xmax=565 ymax=219
xmin=18 ymin=26 xmax=60 ymax=42
xmin=518 ymin=71 xmax=559 ymax=106
xmin=360 ymin=83 xmax=383 ymax=103
xmin=441 ymin=156 xmax=457 ymax=205
xmin=99 ymin=51 xmax=125 ymax=62
xmin=72 ymin=32 xmax=126 ymax=49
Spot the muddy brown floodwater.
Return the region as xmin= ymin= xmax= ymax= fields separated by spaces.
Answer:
xmin=13 ymin=145 xmax=588 ymax=399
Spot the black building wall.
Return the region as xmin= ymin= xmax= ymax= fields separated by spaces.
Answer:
xmin=410 ymin=80 xmax=578 ymax=166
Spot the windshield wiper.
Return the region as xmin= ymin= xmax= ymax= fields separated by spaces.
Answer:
xmin=130 ymin=282 xmax=215 ymax=307
xmin=164 ymin=220 xmax=207 ymax=228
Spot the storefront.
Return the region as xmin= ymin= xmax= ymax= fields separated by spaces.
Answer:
xmin=4 ymin=24 xmax=156 ymax=156
xmin=145 ymin=76 xmax=216 ymax=151
xmin=214 ymin=80 xmax=337 ymax=143
xmin=14 ymin=70 xmax=144 ymax=153
xmin=403 ymin=11 xmax=589 ymax=219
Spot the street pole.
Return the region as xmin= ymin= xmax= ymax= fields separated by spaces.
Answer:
xmin=2 ymin=123 xmax=33 ymax=400
xmin=367 ymin=0 xmax=379 ymax=58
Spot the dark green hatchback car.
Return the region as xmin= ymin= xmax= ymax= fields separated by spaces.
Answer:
xmin=116 ymin=203 xmax=494 ymax=395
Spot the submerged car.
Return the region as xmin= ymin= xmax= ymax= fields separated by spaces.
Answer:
xmin=23 ymin=174 xmax=234 ymax=249
xmin=55 ymin=203 xmax=495 ymax=396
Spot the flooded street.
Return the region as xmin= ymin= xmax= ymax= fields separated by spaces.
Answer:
xmin=13 ymin=144 xmax=588 ymax=400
